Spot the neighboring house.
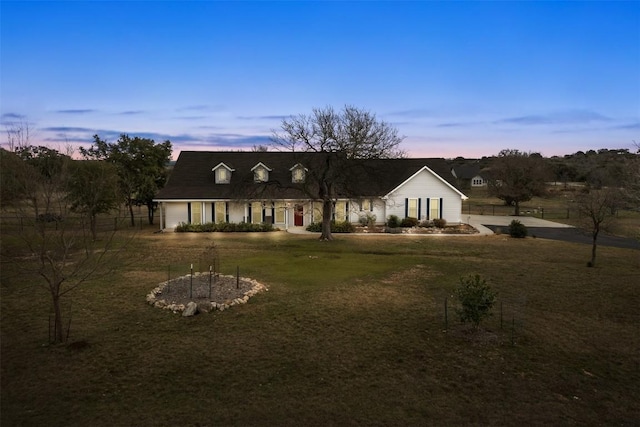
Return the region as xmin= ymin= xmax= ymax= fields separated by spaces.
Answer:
xmin=154 ymin=151 xmax=468 ymax=230
xmin=451 ymin=164 xmax=487 ymax=188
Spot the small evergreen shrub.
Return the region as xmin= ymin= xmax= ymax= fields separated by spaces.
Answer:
xmin=433 ymin=218 xmax=447 ymax=228
xmin=175 ymin=222 xmax=274 ymax=232
xmin=400 ymin=217 xmax=419 ymax=228
xmin=386 ymin=215 xmax=400 ymax=228
xmin=305 ymin=221 xmax=355 ymax=233
xmin=508 ymin=219 xmax=528 ymax=238
xmin=455 ymin=274 xmax=497 ymax=329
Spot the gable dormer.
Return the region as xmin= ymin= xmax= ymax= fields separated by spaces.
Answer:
xmin=251 ymin=162 xmax=272 ymax=183
xmin=290 ymin=163 xmax=308 ymax=183
xmin=212 ymin=162 xmax=234 ymax=184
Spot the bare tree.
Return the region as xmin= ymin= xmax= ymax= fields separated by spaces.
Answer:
xmin=3 ymin=119 xmax=32 ymax=152
xmin=1 ymin=143 xmax=134 ymax=344
xmin=272 ymin=105 xmax=405 ymax=240
xmin=575 ymin=187 xmax=619 ymax=267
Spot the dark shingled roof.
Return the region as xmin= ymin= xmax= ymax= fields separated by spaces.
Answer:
xmin=155 ymin=151 xmax=460 ymax=201
xmin=452 ymin=164 xmax=484 ymax=180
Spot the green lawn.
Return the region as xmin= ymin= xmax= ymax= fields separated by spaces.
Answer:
xmin=2 ymin=230 xmax=639 ymax=426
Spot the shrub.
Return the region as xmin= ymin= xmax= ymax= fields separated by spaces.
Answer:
xmin=358 ymin=213 xmax=377 ymax=227
xmin=508 ymin=219 xmax=528 ymax=238
xmin=175 ymin=222 xmax=273 ymax=232
xmin=400 ymin=217 xmax=419 ymax=228
xmin=433 ymin=218 xmax=447 ymax=228
xmin=305 ymin=221 xmax=355 ymax=233
xmin=386 ymin=215 xmax=400 ymax=228
xmin=455 ymin=274 xmax=497 ymax=329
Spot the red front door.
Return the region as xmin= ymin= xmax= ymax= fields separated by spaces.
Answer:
xmin=294 ymin=204 xmax=304 ymax=226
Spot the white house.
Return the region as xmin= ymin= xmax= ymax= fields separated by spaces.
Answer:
xmin=154 ymin=152 xmax=468 ymax=230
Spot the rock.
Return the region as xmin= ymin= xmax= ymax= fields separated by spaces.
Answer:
xmin=197 ymin=301 xmax=211 ymax=313
xmin=182 ymin=301 xmax=198 ymax=317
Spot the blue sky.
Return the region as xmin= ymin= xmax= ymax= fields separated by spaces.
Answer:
xmin=1 ymin=1 xmax=638 ymax=159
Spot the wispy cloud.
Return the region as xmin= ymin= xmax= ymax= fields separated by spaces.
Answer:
xmin=436 ymin=122 xmax=465 ymax=128
xmin=387 ymin=108 xmax=434 ymax=119
xmin=236 ymin=115 xmax=289 ymax=121
xmin=611 ymin=122 xmax=640 ymax=130
xmin=1 ymin=112 xmax=26 ymax=120
xmin=55 ymin=109 xmax=97 ymax=114
xmin=497 ymin=109 xmax=612 ymax=125
xmin=199 ymin=133 xmax=272 ymax=148
xmin=117 ymin=110 xmax=145 ymax=115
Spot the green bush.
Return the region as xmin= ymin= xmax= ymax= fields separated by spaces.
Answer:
xmin=455 ymin=274 xmax=497 ymax=329
xmin=305 ymin=221 xmax=355 ymax=233
xmin=386 ymin=215 xmax=400 ymax=228
xmin=433 ymin=218 xmax=447 ymax=228
xmin=400 ymin=217 xmax=419 ymax=227
xmin=358 ymin=213 xmax=377 ymax=227
xmin=175 ymin=222 xmax=274 ymax=232
xmin=508 ymin=219 xmax=528 ymax=238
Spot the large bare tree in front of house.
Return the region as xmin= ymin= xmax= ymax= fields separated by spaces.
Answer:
xmin=1 ymin=143 xmax=134 ymax=344
xmin=486 ymin=149 xmax=549 ymax=216
xmin=271 ymin=105 xmax=405 ymax=241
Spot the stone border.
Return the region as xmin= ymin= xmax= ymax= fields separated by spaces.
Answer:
xmin=146 ymin=273 xmax=268 ymax=316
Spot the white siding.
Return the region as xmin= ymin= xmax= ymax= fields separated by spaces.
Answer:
xmin=165 ymin=202 xmax=189 ymax=229
xmin=228 ymin=203 xmax=245 ymax=223
xmin=384 ymin=169 xmax=464 ymax=223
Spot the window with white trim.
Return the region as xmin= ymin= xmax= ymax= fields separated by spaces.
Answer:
xmin=361 ymin=199 xmax=372 ymax=212
xmin=191 ymin=202 xmax=202 ymax=225
xmin=292 ymin=167 xmax=305 ymax=183
xmin=274 ymin=202 xmax=285 ymax=223
xmin=334 ymin=201 xmax=347 ymax=222
xmin=251 ymin=202 xmax=263 ymax=224
xmin=429 ymin=198 xmax=440 ymax=220
xmin=216 ymin=167 xmax=230 ymax=184
xmin=214 ymin=201 xmax=227 ymax=223
xmin=407 ymin=198 xmax=418 ymax=218
xmin=254 ymin=167 xmax=268 ymax=182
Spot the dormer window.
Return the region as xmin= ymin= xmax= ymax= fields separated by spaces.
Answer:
xmin=212 ymin=163 xmax=234 ymax=184
xmin=251 ymin=162 xmax=272 ymax=183
xmin=290 ymin=164 xmax=307 ymax=183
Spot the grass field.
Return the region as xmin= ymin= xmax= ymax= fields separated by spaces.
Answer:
xmin=1 ymin=227 xmax=639 ymax=426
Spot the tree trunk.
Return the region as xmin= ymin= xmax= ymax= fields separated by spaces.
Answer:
xmin=320 ymin=199 xmax=334 ymax=241
xmin=128 ymin=200 xmax=135 ymax=227
xmin=514 ymin=200 xmax=521 ymax=216
xmin=590 ymin=228 xmax=599 ymax=267
xmin=51 ymin=291 xmax=65 ymax=344
xmin=90 ymin=214 xmax=97 ymax=241
xmin=147 ymin=201 xmax=155 ymax=225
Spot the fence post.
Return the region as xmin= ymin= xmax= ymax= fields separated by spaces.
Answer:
xmin=236 ymin=266 xmax=240 ymax=289
xmin=190 ymin=264 xmax=193 ymax=299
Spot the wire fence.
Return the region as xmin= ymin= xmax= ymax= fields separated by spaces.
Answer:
xmin=437 ymin=294 xmax=528 ymax=345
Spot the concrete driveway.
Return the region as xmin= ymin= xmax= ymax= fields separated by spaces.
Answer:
xmin=465 ymin=214 xmax=574 ymax=235
xmin=466 ymin=214 xmax=639 ymax=250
